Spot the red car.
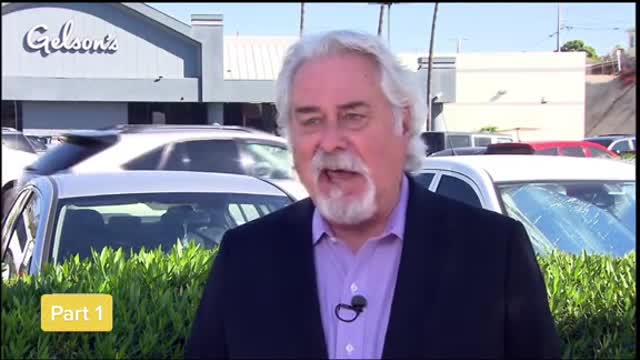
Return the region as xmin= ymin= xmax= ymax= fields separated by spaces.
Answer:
xmin=486 ymin=141 xmax=620 ymax=159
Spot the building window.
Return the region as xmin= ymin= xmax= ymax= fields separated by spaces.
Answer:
xmin=128 ymin=103 xmax=206 ymax=125
xmin=2 ymin=101 xmax=22 ymax=130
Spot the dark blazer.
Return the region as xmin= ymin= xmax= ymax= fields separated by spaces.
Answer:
xmin=185 ymin=176 xmax=561 ymax=359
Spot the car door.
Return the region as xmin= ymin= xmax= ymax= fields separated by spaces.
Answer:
xmin=1 ymin=187 xmax=44 ymax=279
xmin=432 ymin=171 xmax=484 ymax=209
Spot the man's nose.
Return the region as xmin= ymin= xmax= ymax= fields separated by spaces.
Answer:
xmin=318 ymin=123 xmax=347 ymax=153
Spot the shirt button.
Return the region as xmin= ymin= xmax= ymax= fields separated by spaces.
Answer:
xmin=350 ymin=283 xmax=358 ymax=293
xmin=346 ymin=343 xmax=354 ymax=353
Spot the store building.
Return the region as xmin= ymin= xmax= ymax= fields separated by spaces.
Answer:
xmin=1 ymin=2 xmax=287 ymax=132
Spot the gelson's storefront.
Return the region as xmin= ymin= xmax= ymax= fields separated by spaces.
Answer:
xmin=1 ymin=2 xmax=281 ymax=133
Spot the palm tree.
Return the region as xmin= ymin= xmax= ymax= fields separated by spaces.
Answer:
xmin=300 ymin=3 xmax=305 ymax=37
xmin=425 ymin=2 xmax=439 ymax=131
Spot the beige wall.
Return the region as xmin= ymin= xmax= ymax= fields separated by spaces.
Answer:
xmin=442 ymin=52 xmax=586 ymax=141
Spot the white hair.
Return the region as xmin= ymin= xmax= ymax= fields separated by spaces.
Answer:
xmin=275 ymin=30 xmax=427 ymax=171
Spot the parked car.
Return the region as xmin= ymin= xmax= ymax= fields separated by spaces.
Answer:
xmin=429 ymin=146 xmax=488 ymax=157
xmin=484 ymin=141 xmax=620 ymax=159
xmin=412 ymin=155 xmax=635 ymax=257
xmin=1 ymin=128 xmax=39 ymax=218
xmin=1 ymin=171 xmax=295 ymax=279
xmin=584 ymin=134 xmax=636 ymax=155
xmin=17 ymin=125 xmax=306 ymax=201
xmin=421 ymin=131 xmax=514 ymax=156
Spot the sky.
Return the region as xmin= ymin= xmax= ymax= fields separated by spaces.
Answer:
xmin=147 ymin=2 xmax=635 ymax=56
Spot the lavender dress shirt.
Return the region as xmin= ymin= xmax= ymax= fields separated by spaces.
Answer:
xmin=312 ymin=175 xmax=409 ymax=359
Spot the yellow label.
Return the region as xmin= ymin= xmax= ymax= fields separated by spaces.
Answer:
xmin=41 ymin=294 xmax=112 ymax=332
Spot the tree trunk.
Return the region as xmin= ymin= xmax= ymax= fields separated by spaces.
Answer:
xmin=300 ymin=3 xmax=305 ymax=37
xmin=377 ymin=4 xmax=385 ymax=36
xmin=426 ymin=2 xmax=439 ymax=131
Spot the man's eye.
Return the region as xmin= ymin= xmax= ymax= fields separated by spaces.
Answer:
xmin=301 ymin=117 xmax=321 ymax=126
xmin=344 ymin=113 xmax=364 ymax=121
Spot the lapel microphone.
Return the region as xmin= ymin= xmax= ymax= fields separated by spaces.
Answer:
xmin=334 ymin=295 xmax=368 ymax=323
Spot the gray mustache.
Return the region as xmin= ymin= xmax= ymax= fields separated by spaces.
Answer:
xmin=311 ymin=151 xmax=369 ymax=177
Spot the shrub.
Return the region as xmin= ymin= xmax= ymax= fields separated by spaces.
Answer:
xmin=1 ymin=244 xmax=636 ymax=359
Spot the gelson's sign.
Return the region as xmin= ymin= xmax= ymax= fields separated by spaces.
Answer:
xmin=26 ymin=20 xmax=119 ymax=55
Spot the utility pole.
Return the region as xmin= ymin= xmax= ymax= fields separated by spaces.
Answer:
xmin=556 ymin=3 xmax=561 ymax=51
xmin=300 ymin=3 xmax=305 ymax=37
xmin=426 ymin=2 xmax=439 ymax=131
xmin=377 ymin=4 xmax=385 ymax=36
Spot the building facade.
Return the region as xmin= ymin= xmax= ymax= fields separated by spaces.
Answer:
xmin=2 ymin=3 xmax=587 ymax=141
xmin=404 ymin=51 xmax=586 ymax=141
xmin=1 ymin=2 xmax=282 ymax=132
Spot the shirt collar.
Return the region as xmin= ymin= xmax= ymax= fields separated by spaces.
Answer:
xmin=312 ymin=174 xmax=410 ymax=245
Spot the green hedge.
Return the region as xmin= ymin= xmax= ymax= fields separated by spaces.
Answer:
xmin=1 ymin=243 xmax=636 ymax=359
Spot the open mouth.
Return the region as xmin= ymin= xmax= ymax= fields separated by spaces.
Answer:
xmin=322 ymin=169 xmax=361 ymax=182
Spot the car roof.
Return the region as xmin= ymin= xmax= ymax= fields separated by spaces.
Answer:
xmin=418 ymin=155 xmax=636 ymax=183
xmin=29 ymin=171 xmax=289 ymax=199
xmin=118 ymin=129 xmax=287 ymax=143
xmin=585 ymin=135 xmax=635 ymax=140
xmin=59 ymin=126 xmax=287 ymax=144
xmin=522 ymin=140 xmax=607 ymax=148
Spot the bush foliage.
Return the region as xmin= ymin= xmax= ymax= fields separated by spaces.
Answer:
xmin=1 ymin=243 xmax=636 ymax=359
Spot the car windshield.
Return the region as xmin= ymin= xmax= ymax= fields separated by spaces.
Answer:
xmin=498 ymin=181 xmax=636 ymax=257
xmin=585 ymin=138 xmax=614 ymax=148
xmin=52 ymin=192 xmax=291 ymax=263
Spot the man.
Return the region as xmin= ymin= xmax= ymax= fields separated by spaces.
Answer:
xmin=185 ymin=30 xmax=561 ymax=359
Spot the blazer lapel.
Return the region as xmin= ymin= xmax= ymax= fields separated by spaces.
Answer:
xmin=382 ymin=177 xmax=450 ymax=358
xmin=280 ymin=198 xmax=328 ymax=358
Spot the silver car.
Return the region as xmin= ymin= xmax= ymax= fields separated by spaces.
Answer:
xmin=412 ymin=155 xmax=636 ymax=257
xmin=1 ymin=171 xmax=293 ymax=279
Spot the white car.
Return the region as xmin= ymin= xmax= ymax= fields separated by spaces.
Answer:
xmin=18 ymin=125 xmax=307 ymax=201
xmin=2 ymin=171 xmax=295 ymax=279
xmin=412 ymin=155 xmax=635 ymax=257
xmin=2 ymin=129 xmax=39 ymax=216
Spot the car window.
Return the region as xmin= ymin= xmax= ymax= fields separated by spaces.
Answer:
xmin=612 ymin=140 xmax=631 ymax=153
xmin=27 ymin=135 xmax=117 ymax=175
xmin=171 ymin=140 xmax=243 ymax=174
xmin=535 ymin=147 xmax=559 ymax=156
xmin=632 ymin=139 xmax=636 ymax=150
xmin=51 ymin=192 xmax=291 ymax=263
xmin=562 ymin=146 xmax=586 ymax=157
xmin=2 ymin=133 xmax=36 ymax=153
xmin=474 ymin=136 xmax=492 ymax=147
xmin=413 ymin=172 xmax=436 ymax=188
xmin=435 ymin=175 xmax=482 ymax=208
xmin=1 ymin=190 xmax=41 ymax=279
xmin=240 ymin=143 xmax=295 ymax=180
xmin=496 ymin=137 xmax=513 ymax=143
xmin=445 ymin=135 xmax=471 ymax=148
xmin=589 ymin=146 xmax=615 ymax=159
xmin=122 ymin=146 xmax=165 ymax=170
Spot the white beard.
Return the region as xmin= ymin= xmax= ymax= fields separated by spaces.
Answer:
xmin=311 ymin=150 xmax=377 ymax=225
